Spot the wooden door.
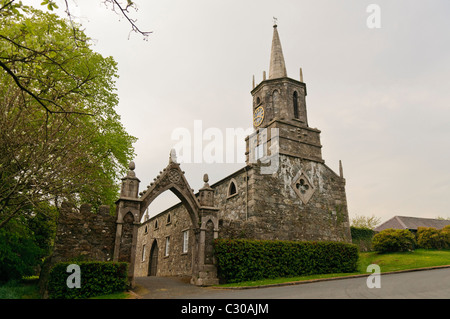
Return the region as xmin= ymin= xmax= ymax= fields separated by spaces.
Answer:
xmin=148 ymin=241 xmax=158 ymax=276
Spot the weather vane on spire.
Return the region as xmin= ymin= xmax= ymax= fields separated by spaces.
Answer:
xmin=273 ymin=17 xmax=278 ymax=26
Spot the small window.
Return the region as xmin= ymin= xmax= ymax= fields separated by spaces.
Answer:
xmin=144 ymin=225 xmax=148 ymax=234
xmin=167 ymin=213 xmax=171 ymax=224
xmin=228 ymin=180 xmax=237 ymax=197
xmin=142 ymin=244 xmax=146 ymax=262
xmin=293 ymin=91 xmax=299 ymax=119
xmin=182 ymin=230 xmax=189 ymax=253
xmin=154 ymin=219 xmax=158 ymax=229
xmin=256 ymin=97 xmax=261 ymax=105
xmin=165 ymin=237 xmax=170 ymax=256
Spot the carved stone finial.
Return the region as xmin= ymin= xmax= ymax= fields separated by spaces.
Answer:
xmin=199 ymin=173 xmax=214 ymax=206
xmin=126 ymin=161 xmax=136 ymax=177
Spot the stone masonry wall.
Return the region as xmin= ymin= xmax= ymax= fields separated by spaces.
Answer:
xmin=134 ymin=203 xmax=193 ymax=277
xmin=51 ymin=202 xmax=117 ymax=263
xmin=39 ymin=202 xmax=117 ymax=297
xmin=245 ymin=155 xmax=351 ymax=242
xmin=212 ymin=169 xmax=249 ymax=223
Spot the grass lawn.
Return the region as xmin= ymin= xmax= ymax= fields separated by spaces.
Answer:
xmin=0 ymin=277 xmax=40 ymax=299
xmin=357 ymin=249 xmax=450 ymax=273
xmin=216 ymin=249 xmax=450 ymax=288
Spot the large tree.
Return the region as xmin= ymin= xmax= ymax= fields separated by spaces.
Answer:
xmin=0 ymin=7 xmax=137 ymax=229
xmin=0 ymin=0 xmax=151 ymax=114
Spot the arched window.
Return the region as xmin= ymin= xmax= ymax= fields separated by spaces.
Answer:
xmin=293 ymin=91 xmax=299 ymax=119
xmin=256 ymin=97 xmax=261 ymax=105
xmin=167 ymin=213 xmax=171 ymax=224
xmin=228 ymin=179 xmax=237 ymax=197
xmin=154 ymin=219 xmax=158 ymax=229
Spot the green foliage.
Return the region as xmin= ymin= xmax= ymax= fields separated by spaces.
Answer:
xmin=416 ymin=227 xmax=450 ymax=250
xmin=213 ymin=239 xmax=359 ymax=283
xmin=0 ymin=6 xmax=137 ymax=230
xmin=47 ymin=262 xmax=128 ymax=299
xmin=0 ymin=278 xmax=40 ymax=299
xmin=350 ymin=214 xmax=381 ymax=229
xmin=372 ymin=228 xmax=415 ymax=253
xmin=0 ymin=206 xmax=56 ymax=282
xmin=40 ymin=0 xmax=58 ymax=11
xmin=0 ymin=218 xmax=43 ymax=282
xmin=351 ymin=226 xmax=375 ymax=251
xmin=351 ymin=226 xmax=375 ymax=240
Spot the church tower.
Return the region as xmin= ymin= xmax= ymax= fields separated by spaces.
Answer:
xmin=248 ymin=23 xmax=323 ymax=164
xmin=243 ymin=23 xmax=351 ymax=243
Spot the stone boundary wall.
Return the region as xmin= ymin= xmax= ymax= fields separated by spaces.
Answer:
xmin=39 ymin=202 xmax=118 ymax=297
xmin=51 ymin=202 xmax=117 ymax=263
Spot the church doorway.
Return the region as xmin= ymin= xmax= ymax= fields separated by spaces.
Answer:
xmin=148 ymin=240 xmax=158 ymax=276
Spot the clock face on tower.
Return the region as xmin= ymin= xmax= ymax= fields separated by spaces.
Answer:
xmin=253 ymin=106 xmax=265 ymax=127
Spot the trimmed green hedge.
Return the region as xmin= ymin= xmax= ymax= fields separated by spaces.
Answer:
xmin=48 ymin=261 xmax=128 ymax=299
xmin=213 ymin=239 xmax=359 ymax=283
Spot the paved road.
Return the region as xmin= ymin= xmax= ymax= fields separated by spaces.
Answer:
xmin=134 ymin=268 xmax=450 ymax=299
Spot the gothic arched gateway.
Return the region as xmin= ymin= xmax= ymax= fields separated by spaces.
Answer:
xmin=113 ymin=152 xmax=219 ymax=286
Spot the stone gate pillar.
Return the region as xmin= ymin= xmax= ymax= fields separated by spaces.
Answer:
xmin=191 ymin=174 xmax=220 ymax=286
xmin=114 ymin=162 xmax=141 ymax=286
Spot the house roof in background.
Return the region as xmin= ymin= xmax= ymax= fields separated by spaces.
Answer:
xmin=374 ymin=216 xmax=450 ymax=232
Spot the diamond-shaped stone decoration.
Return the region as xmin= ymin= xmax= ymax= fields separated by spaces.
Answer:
xmin=291 ymin=170 xmax=315 ymax=204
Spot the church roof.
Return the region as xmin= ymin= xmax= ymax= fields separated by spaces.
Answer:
xmin=269 ymin=24 xmax=287 ymax=79
xmin=374 ymin=216 xmax=450 ymax=232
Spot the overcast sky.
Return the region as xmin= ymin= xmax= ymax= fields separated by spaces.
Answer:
xmin=26 ymin=0 xmax=450 ymax=224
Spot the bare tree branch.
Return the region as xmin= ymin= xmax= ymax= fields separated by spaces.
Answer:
xmin=103 ymin=0 xmax=152 ymax=39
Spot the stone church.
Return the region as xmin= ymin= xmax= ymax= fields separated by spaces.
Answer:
xmin=113 ymin=24 xmax=351 ymax=286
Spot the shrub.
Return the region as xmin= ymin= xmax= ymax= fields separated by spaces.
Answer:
xmin=351 ymin=227 xmax=375 ymax=251
xmin=443 ymin=226 xmax=450 ymax=249
xmin=47 ymin=261 xmax=128 ymax=299
xmin=372 ymin=229 xmax=415 ymax=253
xmin=416 ymin=227 xmax=449 ymax=250
xmin=442 ymin=225 xmax=450 ymax=237
xmin=213 ymin=239 xmax=358 ymax=283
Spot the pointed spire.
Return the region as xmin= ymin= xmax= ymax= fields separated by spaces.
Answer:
xmin=269 ymin=24 xmax=287 ymax=79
